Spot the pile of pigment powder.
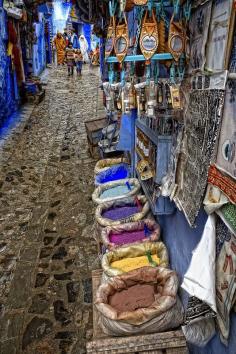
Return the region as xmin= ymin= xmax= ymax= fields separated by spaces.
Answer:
xmin=96 ymin=164 xmax=129 ymax=184
xmin=109 ymin=284 xmax=155 ymax=313
xmin=102 ymin=205 xmax=140 ymax=221
xmin=109 ymin=229 xmax=146 ymax=246
xmin=111 ymin=254 xmax=160 ymax=273
xmin=100 ymin=185 xmax=134 ymax=200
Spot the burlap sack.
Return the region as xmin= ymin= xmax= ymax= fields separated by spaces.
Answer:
xmin=92 ymin=178 xmax=140 ymax=204
xmin=102 ymin=242 xmax=168 ymax=277
xmin=95 ymin=195 xmax=150 ymax=227
xmin=94 ymin=158 xmax=129 ymax=175
xmin=101 ymin=219 xmax=161 ymax=250
xmin=95 ymin=266 xmax=184 ymax=336
xmin=95 ymin=163 xmax=130 ymax=186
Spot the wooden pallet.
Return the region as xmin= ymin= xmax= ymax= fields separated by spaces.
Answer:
xmin=86 ymin=269 xmax=188 ymax=354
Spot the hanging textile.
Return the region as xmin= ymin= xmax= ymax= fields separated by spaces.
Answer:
xmin=216 ymin=80 xmax=236 ymax=179
xmin=215 ymin=216 xmax=236 ymax=345
xmin=208 ymin=164 xmax=236 ymax=205
xmin=205 ymin=0 xmax=234 ymax=72
xmin=188 ymin=0 xmax=212 ymax=73
xmin=204 ymin=184 xmax=229 ymax=215
xmin=229 ymin=26 xmax=236 ymax=72
xmin=175 ymin=89 xmax=225 ymax=226
xmin=216 ymin=203 xmax=236 ymax=235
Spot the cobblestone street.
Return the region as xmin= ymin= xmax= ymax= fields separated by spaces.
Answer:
xmin=0 ymin=66 xmax=102 ymax=354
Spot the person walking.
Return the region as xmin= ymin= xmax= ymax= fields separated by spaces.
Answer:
xmin=79 ymin=35 xmax=89 ymax=63
xmin=65 ymin=42 xmax=75 ymax=76
xmin=63 ymin=28 xmax=69 ymax=47
xmin=74 ymin=49 xmax=83 ymax=76
xmin=70 ymin=28 xmax=80 ymax=49
xmin=53 ymin=32 xmax=66 ymax=66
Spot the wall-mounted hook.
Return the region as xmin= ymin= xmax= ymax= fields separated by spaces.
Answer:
xmin=177 ymin=58 xmax=185 ymax=81
xmin=109 ymin=0 xmax=117 ymax=17
xmin=146 ymin=61 xmax=151 ymax=85
xmin=108 ymin=63 xmax=114 ymax=84
xmin=148 ymin=0 xmax=154 ymax=16
xmin=121 ymin=62 xmax=126 ymax=86
xmin=170 ymin=63 xmax=176 ymax=84
xmin=153 ymin=62 xmax=159 ymax=85
xmin=172 ymin=0 xmax=180 ymax=17
xmin=184 ymin=0 xmax=191 ymax=21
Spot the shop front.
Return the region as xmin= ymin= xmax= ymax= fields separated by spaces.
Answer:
xmin=86 ymin=1 xmax=236 ymax=353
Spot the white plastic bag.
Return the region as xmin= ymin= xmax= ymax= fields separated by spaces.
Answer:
xmin=182 ymin=215 xmax=216 ymax=312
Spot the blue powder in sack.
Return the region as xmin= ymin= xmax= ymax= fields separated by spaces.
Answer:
xmin=95 ymin=164 xmax=129 ymax=184
xmin=100 ymin=185 xmax=134 ymax=199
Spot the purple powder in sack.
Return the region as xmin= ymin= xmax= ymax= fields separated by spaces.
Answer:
xmin=102 ymin=206 xmax=140 ymax=221
xmin=109 ymin=229 xmax=145 ymax=245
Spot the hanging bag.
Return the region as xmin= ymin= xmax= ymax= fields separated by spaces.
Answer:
xmin=105 ymin=16 xmax=116 ymax=59
xmin=134 ymin=0 xmax=148 ymax=4
xmin=3 ymin=0 xmax=22 ymax=19
xmin=114 ymin=15 xmax=129 ymax=63
xmin=168 ymin=15 xmax=184 ymax=62
xmin=140 ymin=10 xmax=159 ymax=60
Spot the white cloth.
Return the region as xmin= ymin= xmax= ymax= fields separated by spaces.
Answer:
xmin=182 ymin=214 xmax=217 ymax=312
xmin=204 ymin=184 xmax=229 ymax=215
xmin=79 ymin=35 xmax=89 ymax=62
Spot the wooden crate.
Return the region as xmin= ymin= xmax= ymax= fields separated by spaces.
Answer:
xmin=86 ymin=270 xmax=188 ymax=354
xmin=85 ymin=117 xmax=108 ymax=145
xmin=87 ymin=138 xmax=101 ymax=159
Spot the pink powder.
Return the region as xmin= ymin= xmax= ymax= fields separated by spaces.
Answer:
xmin=109 ymin=229 xmax=145 ymax=246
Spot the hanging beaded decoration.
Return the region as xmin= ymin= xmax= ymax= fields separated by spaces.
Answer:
xmin=105 ymin=16 xmax=116 ymax=59
xmin=158 ymin=19 xmax=166 ymax=53
xmin=114 ymin=15 xmax=129 ymax=63
xmin=168 ymin=15 xmax=185 ymax=61
xmin=140 ymin=10 xmax=159 ymax=60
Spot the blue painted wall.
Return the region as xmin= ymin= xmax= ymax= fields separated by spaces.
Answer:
xmin=0 ymin=6 xmax=18 ymax=126
xmin=33 ymin=13 xmax=46 ymax=76
xmin=158 ymin=208 xmax=236 ymax=354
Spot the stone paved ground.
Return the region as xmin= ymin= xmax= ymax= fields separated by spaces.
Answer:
xmin=0 ymin=65 xmax=103 ymax=354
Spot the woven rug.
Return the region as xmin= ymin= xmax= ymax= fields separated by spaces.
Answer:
xmin=175 ymin=89 xmax=225 ymax=226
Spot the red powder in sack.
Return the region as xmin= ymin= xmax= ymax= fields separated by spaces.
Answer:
xmin=109 ymin=230 xmax=145 ymax=246
xmin=108 ymin=284 xmax=155 ymax=313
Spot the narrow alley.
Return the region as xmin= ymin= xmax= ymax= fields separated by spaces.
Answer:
xmin=0 ymin=66 xmax=101 ymax=354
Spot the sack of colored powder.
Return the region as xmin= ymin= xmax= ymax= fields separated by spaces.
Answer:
xmin=101 ymin=219 xmax=160 ymax=250
xmin=102 ymin=242 xmax=168 ymax=277
xmin=95 ymin=266 xmax=184 ymax=336
xmin=94 ymin=157 xmax=129 ymax=175
xmin=95 ymin=163 xmax=130 ymax=185
xmin=92 ymin=178 xmax=140 ymax=204
xmin=94 ymin=196 xmax=150 ymax=243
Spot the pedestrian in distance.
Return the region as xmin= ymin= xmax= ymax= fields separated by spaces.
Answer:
xmin=65 ymin=42 xmax=75 ymax=76
xmin=74 ymin=49 xmax=83 ymax=77
xmin=53 ymin=32 xmax=66 ymax=66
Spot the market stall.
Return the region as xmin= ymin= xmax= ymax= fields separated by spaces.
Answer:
xmin=86 ymin=0 xmax=236 ymax=353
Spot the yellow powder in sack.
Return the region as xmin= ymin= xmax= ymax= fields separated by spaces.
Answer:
xmin=111 ymin=255 xmax=160 ymax=273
